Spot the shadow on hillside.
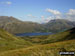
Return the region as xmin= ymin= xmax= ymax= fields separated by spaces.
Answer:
xmin=66 ymin=27 xmax=75 ymax=40
xmin=70 ymin=27 xmax=75 ymax=34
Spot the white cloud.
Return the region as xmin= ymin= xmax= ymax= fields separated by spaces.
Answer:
xmin=27 ymin=9 xmax=75 ymax=23
xmin=41 ymin=16 xmax=55 ymax=23
xmin=66 ymin=9 xmax=75 ymax=15
xmin=46 ymin=8 xmax=61 ymax=15
xmin=45 ymin=16 xmax=54 ymax=22
xmin=27 ymin=14 xmax=37 ymax=18
xmin=45 ymin=8 xmax=62 ymax=20
xmin=55 ymin=15 xmax=62 ymax=19
xmin=1 ymin=1 xmax=12 ymax=5
xmin=41 ymin=16 xmax=45 ymax=19
xmin=66 ymin=9 xmax=75 ymax=21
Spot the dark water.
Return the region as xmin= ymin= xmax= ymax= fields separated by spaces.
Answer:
xmin=15 ymin=32 xmax=53 ymax=37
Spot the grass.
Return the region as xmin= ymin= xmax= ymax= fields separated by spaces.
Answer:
xmin=0 ymin=28 xmax=75 ymax=56
xmin=21 ymin=28 xmax=75 ymax=44
xmin=0 ymin=28 xmax=32 ymax=52
xmin=0 ymin=40 xmax=75 ymax=56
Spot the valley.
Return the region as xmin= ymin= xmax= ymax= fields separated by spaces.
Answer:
xmin=0 ymin=21 xmax=75 ymax=56
xmin=0 ymin=0 xmax=75 ymax=56
xmin=0 ymin=16 xmax=75 ymax=56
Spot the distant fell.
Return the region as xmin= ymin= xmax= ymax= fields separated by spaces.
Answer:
xmin=44 ymin=19 xmax=75 ymax=33
xmin=0 ymin=16 xmax=75 ymax=34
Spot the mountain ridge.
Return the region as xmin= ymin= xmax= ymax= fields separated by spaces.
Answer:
xmin=0 ymin=16 xmax=75 ymax=34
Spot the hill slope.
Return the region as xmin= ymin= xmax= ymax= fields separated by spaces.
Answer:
xmin=0 ymin=27 xmax=75 ymax=56
xmin=21 ymin=27 xmax=75 ymax=44
xmin=0 ymin=16 xmax=75 ymax=34
xmin=0 ymin=16 xmax=43 ymax=34
xmin=0 ymin=28 xmax=32 ymax=52
xmin=44 ymin=19 xmax=75 ymax=32
xmin=41 ymin=27 xmax=75 ymax=44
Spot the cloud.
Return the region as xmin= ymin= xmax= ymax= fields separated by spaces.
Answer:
xmin=41 ymin=16 xmax=45 ymax=19
xmin=46 ymin=8 xmax=61 ymax=15
xmin=45 ymin=9 xmax=75 ymax=22
xmin=45 ymin=16 xmax=54 ymax=22
xmin=41 ymin=16 xmax=55 ymax=23
xmin=46 ymin=8 xmax=62 ymax=20
xmin=27 ymin=14 xmax=37 ymax=18
xmin=1 ymin=1 xmax=12 ymax=5
xmin=66 ymin=9 xmax=75 ymax=21
xmin=66 ymin=9 xmax=75 ymax=15
xmin=55 ymin=15 xmax=62 ymax=19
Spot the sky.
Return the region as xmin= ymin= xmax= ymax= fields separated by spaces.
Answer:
xmin=0 ymin=0 xmax=75 ymax=23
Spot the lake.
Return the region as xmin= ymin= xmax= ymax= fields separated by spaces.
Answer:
xmin=15 ymin=32 xmax=53 ymax=37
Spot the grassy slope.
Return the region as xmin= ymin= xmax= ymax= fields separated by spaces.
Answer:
xmin=22 ymin=28 xmax=75 ymax=44
xmin=0 ymin=40 xmax=75 ymax=56
xmin=0 ymin=28 xmax=32 ymax=52
xmin=21 ymin=35 xmax=49 ymax=44
xmin=0 ymin=28 xmax=75 ymax=56
xmin=41 ymin=28 xmax=75 ymax=44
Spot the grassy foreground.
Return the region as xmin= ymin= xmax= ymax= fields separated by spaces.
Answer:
xmin=0 ymin=27 xmax=75 ymax=56
xmin=0 ymin=28 xmax=32 ymax=52
xmin=0 ymin=40 xmax=75 ymax=56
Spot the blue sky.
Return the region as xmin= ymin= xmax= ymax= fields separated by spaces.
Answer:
xmin=0 ymin=0 xmax=75 ymax=23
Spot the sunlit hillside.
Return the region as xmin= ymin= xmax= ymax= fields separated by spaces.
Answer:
xmin=22 ymin=27 xmax=75 ymax=44
xmin=0 ymin=40 xmax=75 ymax=56
xmin=0 ymin=0 xmax=75 ymax=56
xmin=0 ymin=27 xmax=75 ymax=56
xmin=0 ymin=28 xmax=32 ymax=52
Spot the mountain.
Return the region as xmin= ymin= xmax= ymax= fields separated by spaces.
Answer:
xmin=0 ymin=28 xmax=32 ymax=52
xmin=0 ymin=16 xmax=21 ymax=23
xmin=0 ymin=16 xmax=43 ymax=34
xmin=0 ymin=16 xmax=75 ymax=34
xmin=44 ymin=19 xmax=75 ymax=33
xmin=0 ymin=27 xmax=75 ymax=56
xmin=41 ymin=27 xmax=75 ymax=44
xmin=0 ymin=16 xmax=75 ymax=56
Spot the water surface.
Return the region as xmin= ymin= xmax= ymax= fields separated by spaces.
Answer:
xmin=15 ymin=32 xmax=53 ymax=37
